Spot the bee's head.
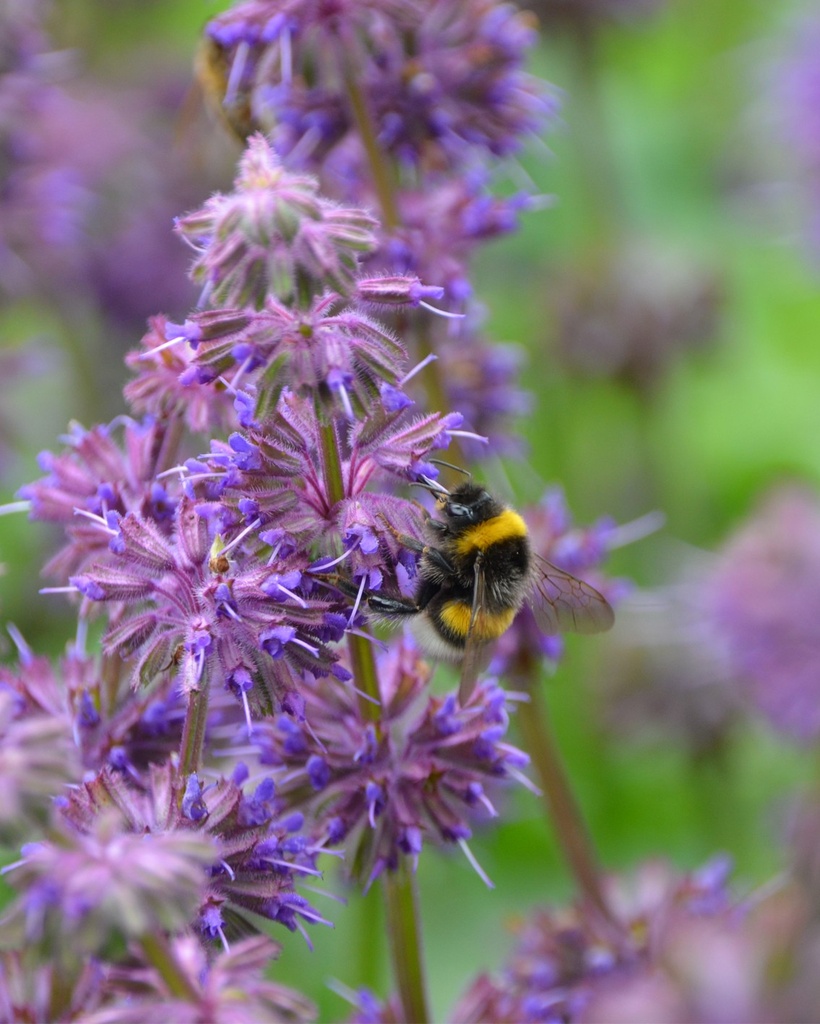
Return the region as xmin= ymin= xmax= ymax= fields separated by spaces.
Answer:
xmin=437 ymin=482 xmax=504 ymax=530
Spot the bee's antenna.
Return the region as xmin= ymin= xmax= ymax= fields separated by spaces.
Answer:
xmin=428 ymin=459 xmax=471 ymax=481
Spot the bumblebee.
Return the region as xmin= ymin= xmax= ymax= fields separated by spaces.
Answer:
xmin=366 ymin=476 xmax=615 ymax=703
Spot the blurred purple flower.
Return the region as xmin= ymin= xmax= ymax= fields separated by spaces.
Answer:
xmin=551 ymin=242 xmax=723 ymax=397
xmin=1 ymin=808 xmax=215 ymax=955
xmin=707 ymin=486 xmax=820 ymax=743
xmin=772 ymin=13 xmax=820 ymax=259
xmin=84 ymin=934 xmax=316 ymax=1024
xmin=62 ymin=761 xmax=330 ymax=946
xmin=200 ymin=0 xmax=550 ymax=171
xmin=452 ymin=856 xmax=739 ymax=1023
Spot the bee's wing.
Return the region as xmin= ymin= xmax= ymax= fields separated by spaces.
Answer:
xmin=529 ymin=554 xmax=615 ymax=635
xmin=458 ymin=553 xmax=492 ymax=705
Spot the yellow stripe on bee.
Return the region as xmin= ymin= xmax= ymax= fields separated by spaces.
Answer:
xmin=440 ymin=601 xmax=517 ymax=641
xmin=453 ymin=509 xmax=528 ymax=557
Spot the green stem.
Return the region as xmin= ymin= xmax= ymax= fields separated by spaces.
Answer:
xmin=152 ymin=414 xmax=185 ymax=478
xmin=339 ymin=52 xmax=400 ymax=230
xmin=517 ymin=679 xmax=622 ymax=937
xmin=179 ymin=680 xmax=211 ymax=777
xmin=317 ymin=412 xmax=381 ymax=718
xmin=140 ymin=932 xmax=199 ymax=1001
xmin=383 ymin=860 xmax=431 ymax=1024
xmin=319 ymin=419 xmax=346 ymax=510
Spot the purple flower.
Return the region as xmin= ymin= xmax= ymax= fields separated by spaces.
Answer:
xmin=176 ymin=134 xmax=378 ymax=309
xmin=249 ymin=639 xmax=530 ymax=889
xmin=19 ymin=416 xmax=178 ymax=580
xmin=0 ymin=685 xmax=78 ymax=843
xmin=69 ymin=495 xmax=345 ymax=710
xmin=160 ymin=292 xmax=408 ymax=419
xmin=771 ymin=14 xmax=820 ymax=260
xmin=125 ymin=316 xmax=239 ymax=435
xmin=0 ymin=952 xmax=106 ymax=1023
xmin=191 ymin=387 xmax=473 ymax=543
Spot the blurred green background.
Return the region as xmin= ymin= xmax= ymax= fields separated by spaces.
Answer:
xmin=2 ymin=0 xmax=819 ymax=1018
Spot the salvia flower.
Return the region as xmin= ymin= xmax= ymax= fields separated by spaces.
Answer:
xmin=200 ymin=1 xmax=550 ymax=171
xmin=19 ymin=416 xmax=178 ymax=580
xmin=707 ymin=485 xmax=820 ymax=743
xmin=62 ymin=761 xmax=330 ymax=946
xmin=250 ymin=639 xmax=530 ymax=889
xmin=125 ymin=315 xmax=238 ymax=435
xmin=176 ymin=133 xmax=377 ymax=310
xmin=161 ymin=291 xmax=407 ymax=420
xmin=69 ymin=495 xmax=344 ymax=711
xmin=192 ymin=386 xmax=470 ymax=549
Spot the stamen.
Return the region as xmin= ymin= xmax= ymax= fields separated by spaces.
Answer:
xmin=400 ymin=352 xmax=437 ymax=385
xmin=289 ymin=636 xmax=320 ymax=657
xmin=219 ymin=859 xmax=236 ymax=880
xmin=308 ymin=547 xmax=354 ymax=572
xmin=0 ymin=500 xmax=31 ymax=516
xmin=74 ymin=616 xmax=88 ymax=657
xmin=475 ymin=790 xmax=498 ymax=817
xmin=224 ymin=39 xmax=250 ymax=104
xmin=6 ymin=623 xmax=32 ymax=663
xmin=263 ymin=858 xmax=323 ymax=877
xmin=72 ymin=508 xmax=119 ymax=536
xmin=40 ymin=586 xmax=80 ymax=595
xmin=155 ymin=465 xmax=189 ymax=480
xmin=608 ymin=510 xmax=666 ymax=548
xmin=269 ymin=583 xmax=308 ymax=609
xmin=216 ymin=924 xmax=230 ymax=953
xmin=348 ymin=574 xmax=367 ymax=625
xmin=241 ymin=688 xmax=253 ymax=736
xmin=447 ymin=429 xmax=489 ymax=445
xmin=419 ymin=300 xmax=466 ymax=320
xmin=133 ymin=334 xmax=186 ymax=360
xmin=337 ymin=381 xmax=355 ymax=421
xmin=196 ymin=278 xmax=213 ymax=311
xmin=457 ymin=838 xmax=494 ymax=889
xmin=220 ymin=517 xmax=262 ymax=557
xmin=503 ymin=763 xmax=542 ymax=796
xmin=280 ymin=25 xmax=292 ymax=82
xmin=294 ymin=919 xmax=314 ymax=951
xmin=300 ymin=884 xmax=347 ymax=905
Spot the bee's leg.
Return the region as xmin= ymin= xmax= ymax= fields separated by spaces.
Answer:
xmin=376 ymin=512 xmax=426 ymax=553
xmin=365 ymin=593 xmax=419 ymax=616
xmin=375 ymin=513 xmax=456 ymax=575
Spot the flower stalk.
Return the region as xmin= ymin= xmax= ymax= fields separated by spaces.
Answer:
xmin=382 ymin=858 xmax=431 ymax=1024
xmin=517 ymin=678 xmax=622 ymax=937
